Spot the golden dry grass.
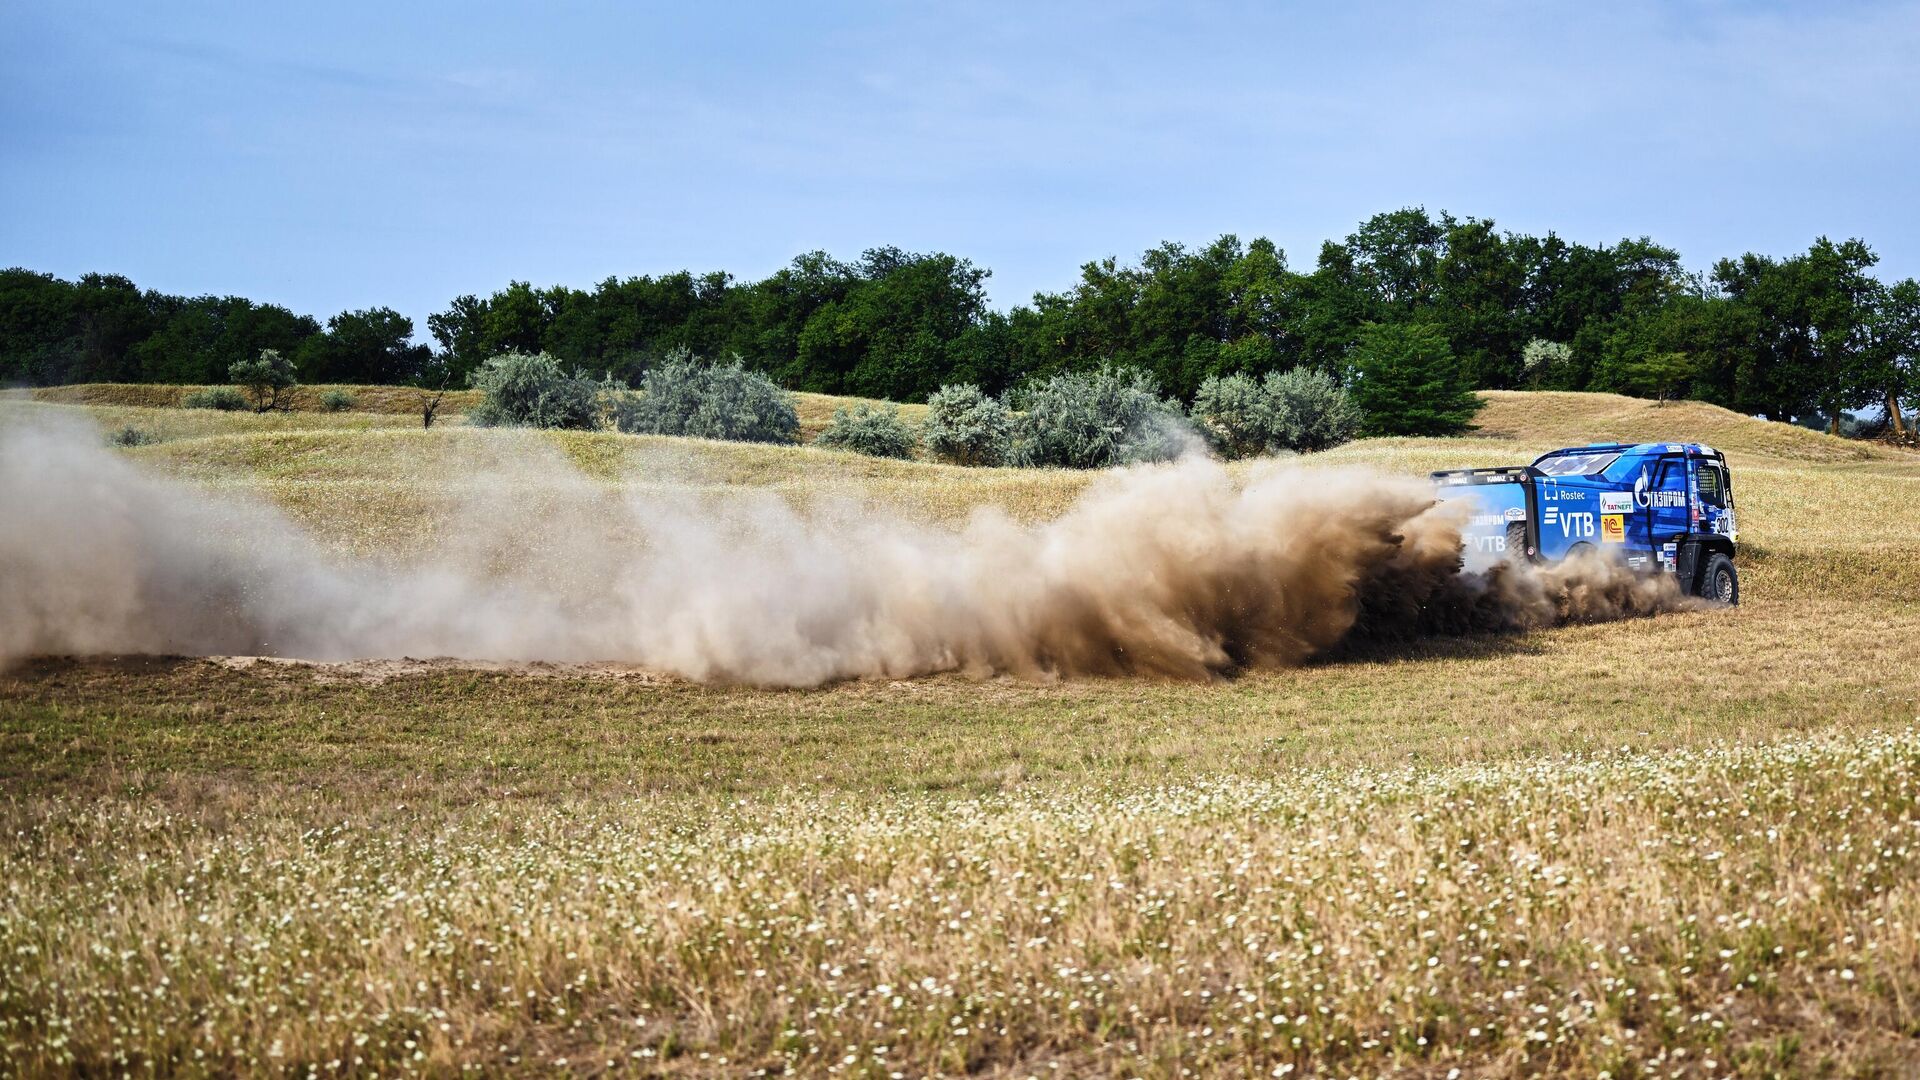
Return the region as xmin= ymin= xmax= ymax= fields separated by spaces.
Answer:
xmin=6 ymin=731 xmax=1919 ymax=1076
xmin=1470 ymin=391 xmax=1890 ymax=464
xmin=11 ymin=382 xmax=486 ymax=416
xmin=793 ymin=391 xmax=929 ymax=443
xmin=13 ymin=381 xmax=923 ymax=427
xmin=7 ymin=382 xmax=932 ymax=450
xmin=3 ymin=388 xmax=1919 ymax=1077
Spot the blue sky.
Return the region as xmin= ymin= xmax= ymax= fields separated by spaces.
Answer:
xmin=4 ymin=1 xmax=1918 ymax=336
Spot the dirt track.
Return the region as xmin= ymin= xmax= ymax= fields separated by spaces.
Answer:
xmin=8 ymin=654 xmax=679 ymax=687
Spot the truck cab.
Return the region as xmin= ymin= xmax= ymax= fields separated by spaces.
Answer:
xmin=1432 ymin=442 xmax=1740 ymax=603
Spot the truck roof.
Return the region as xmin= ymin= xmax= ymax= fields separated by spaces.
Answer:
xmin=1532 ymin=442 xmax=1723 ymax=464
xmin=1433 ymin=442 xmax=1729 ymax=483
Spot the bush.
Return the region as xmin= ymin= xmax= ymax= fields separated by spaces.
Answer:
xmin=183 ymin=386 xmax=248 ymax=411
xmin=228 ymin=349 xmax=299 ymax=412
xmin=1010 ymin=366 xmax=1189 ymax=469
xmin=1349 ymin=323 xmax=1484 ymax=436
xmin=1192 ymin=368 xmax=1359 ymax=458
xmin=108 ymin=426 xmax=157 ymax=447
xmin=465 ymin=351 xmax=608 ymax=430
xmin=1264 ymin=367 xmax=1362 ymax=452
xmin=815 ymin=403 xmax=918 ymax=459
xmin=922 ymin=383 xmax=1013 ymax=466
xmin=1189 ymin=373 xmax=1270 ymax=459
xmin=318 ymin=388 xmax=358 ymax=412
xmin=612 ymin=352 xmax=799 ymax=444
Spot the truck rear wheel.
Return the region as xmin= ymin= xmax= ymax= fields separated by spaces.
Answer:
xmin=1505 ymin=520 xmax=1530 ymax=561
xmin=1699 ymin=553 xmax=1739 ymax=605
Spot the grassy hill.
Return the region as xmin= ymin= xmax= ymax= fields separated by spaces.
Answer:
xmin=3 ymin=387 xmax=1919 ymax=1075
xmin=15 ymin=380 xmax=486 ymax=415
xmin=11 ymin=385 xmax=1912 ymax=599
xmin=9 ymin=381 xmax=926 ymax=442
xmin=9 ymin=380 xmax=1891 ymax=459
xmin=1472 ymin=389 xmax=1886 ymax=463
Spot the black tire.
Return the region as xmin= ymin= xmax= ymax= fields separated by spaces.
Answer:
xmin=1699 ymin=553 xmax=1739 ymax=605
xmin=1505 ymin=520 xmax=1530 ymax=561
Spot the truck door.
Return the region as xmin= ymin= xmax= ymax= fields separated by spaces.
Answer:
xmin=1641 ymin=454 xmax=1692 ymax=562
xmin=1696 ymin=458 xmax=1737 ymax=541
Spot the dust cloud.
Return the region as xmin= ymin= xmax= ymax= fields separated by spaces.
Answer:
xmin=0 ymin=413 xmax=1699 ymax=686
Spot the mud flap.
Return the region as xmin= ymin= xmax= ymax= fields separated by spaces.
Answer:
xmin=1675 ymin=538 xmax=1702 ymax=594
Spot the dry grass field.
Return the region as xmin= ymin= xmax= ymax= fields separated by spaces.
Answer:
xmin=2 ymin=387 xmax=1918 ymax=1077
xmin=5 ymin=384 xmax=923 ymax=444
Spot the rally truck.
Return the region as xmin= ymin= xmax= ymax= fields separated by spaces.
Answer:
xmin=1431 ymin=442 xmax=1741 ymax=604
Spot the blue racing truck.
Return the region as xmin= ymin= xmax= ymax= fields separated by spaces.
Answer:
xmin=1432 ymin=442 xmax=1741 ymax=603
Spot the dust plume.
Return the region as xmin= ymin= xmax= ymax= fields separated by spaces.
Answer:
xmin=0 ymin=413 xmax=1700 ymax=685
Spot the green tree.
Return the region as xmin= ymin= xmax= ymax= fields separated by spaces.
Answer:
xmin=426 ymin=294 xmax=490 ymax=383
xmin=129 ymin=296 xmax=227 ymax=384
xmin=1593 ymin=291 xmax=1742 ymax=406
xmin=789 ymin=249 xmax=992 ymax=402
xmin=1349 ymin=322 xmax=1482 ymax=436
xmin=1128 ymin=237 xmax=1241 ymax=395
xmin=123 ymin=296 xmax=320 ymax=385
xmin=1712 ymin=237 xmax=1881 ymax=425
xmin=1508 ymin=234 xmax=1685 ymax=391
xmin=1005 ymin=236 xmax=1292 ymax=400
xmin=227 ymin=348 xmax=299 ymax=412
xmin=1431 ymin=216 xmax=1529 ymax=387
xmin=1344 ymin=208 xmax=1445 ymax=314
xmin=218 ymin=301 xmax=322 ymax=382
xmin=943 ymin=311 xmax=1020 ymax=396
xmin=1862 ymin=279 xmax=1920 ymax=435
xmin=72 ymin=273 xmax=160 ymax=383
xmin=746 ymin=251 xmax=861 ymax=382
xmin=1291 ymin=241 xmax=1377 ymax=377
xmin=1219 ymin=238 xmax=1300 ymax=374
xmin=0 ymin=268 xmax=82 ymax=384
xmin=297 ymin=308 xmax=430 ymax=384
xmin=480 ymin=281 xmax=558 ymax=358
xmin=1520 ymin=339 xmax=1573 ymax=388
xmin=1617 ymin=351 xmax=1700 ymax=403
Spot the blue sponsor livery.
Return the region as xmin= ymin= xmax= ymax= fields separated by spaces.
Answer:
xmin=1432 ymin=442 xmax=1740 ymax=603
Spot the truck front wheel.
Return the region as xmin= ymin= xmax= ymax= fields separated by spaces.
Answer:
xmin=1699 ymin=553 xmax=1739 ymax=605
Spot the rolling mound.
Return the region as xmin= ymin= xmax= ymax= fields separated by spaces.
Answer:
xmin=16 ymin=381 xmax=485 ymax=416
xmin=6 ymin=390 xmax=1920 ymax=1076
xmin=1473 ymin=389 xmax=1888 ymax=463
xmin=8 ymin=385 xmax=1917 ymax=598
xmin=10 ymin=382 xmax=926 ymax=442
xmin=15 ymin=382 xmax=1887 ymax=459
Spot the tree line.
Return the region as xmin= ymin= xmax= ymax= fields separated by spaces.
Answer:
xmin=5 ymin=207 xmax=1916 ymax=432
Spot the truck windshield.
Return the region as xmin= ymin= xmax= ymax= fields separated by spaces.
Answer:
xmin=1534 ymin=452 xmax=1620 ymax=477
xmin=1699 ymin=463 xmax=1728 ymax=507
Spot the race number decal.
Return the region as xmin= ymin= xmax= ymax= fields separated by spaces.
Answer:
xmin=1600 ymin=514 xmax=1626 ymax=544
